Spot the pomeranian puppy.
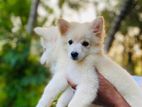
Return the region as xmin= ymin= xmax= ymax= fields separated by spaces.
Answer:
xmin=35 ymin=16 xmax=142 ymax=107
xmin=58 ymin=17 xmax=142 ymax=107
xmin=34 ymin=17 xmax=105 ymax=107
xmin=34 ymin=26 xmax=59 ymax=74
xmin=34 ymin=27 xmax=75 ymax=107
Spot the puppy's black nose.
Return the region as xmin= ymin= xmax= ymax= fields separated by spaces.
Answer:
xmin=71 ymin=52 xmax=78 ymax=60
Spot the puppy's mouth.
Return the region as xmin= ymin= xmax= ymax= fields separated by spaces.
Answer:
xmin=71 ymin=55 xmax=88 ymax=62
xmin=71 ymin=57 xmax=78 ymax=61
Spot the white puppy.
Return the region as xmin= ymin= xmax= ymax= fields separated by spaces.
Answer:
xmin=35 ymin=16 xmax=142 ymax=107
xmin=34 ymin=26 xmax=59 ymax=74
xmin=58 ymin=17 xmax=142 ymax=107
xmin=34 ymin=17 xmax=104 ymax=107
xmin=34 ymin=26 xmax=75 ymax=107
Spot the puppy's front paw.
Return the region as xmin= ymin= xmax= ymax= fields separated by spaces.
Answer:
xmin=68 ymin=101 xmax=90 ymax=107
xmin=36 ymin=102 xmax=46 ymax=107
xmin=68 ymin=102 xmax=85 ymax=107
xmin=56 ymin=102 xmax=67 ymax=107
xmin=56 ymin=104 xmax=66 ymax=107
xmin=36 ymin=103 xmax=42 ymax=107
xmin=68 ymin=103 xmax=75 ymax=107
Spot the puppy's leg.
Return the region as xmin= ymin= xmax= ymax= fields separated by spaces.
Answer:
xmin=40 ymin=50 xmax=49 ymax=65
xmin=68 ymin=70 xmax=99 ymax=107
xmin=36 ymin=72 xmax=68 ymax=107
xmin=56 ymin=87 xmax=74 ymax=107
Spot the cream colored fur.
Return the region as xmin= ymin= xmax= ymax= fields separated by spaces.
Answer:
xmin=58 ymin=16 xmax=142 ymax=107
xmin=34 ymin=16 xmax=142 ymax=107
xmin=58 ymin=17 xmax=142 ymax=107
xmin=34 ymin=27 xmax=59 ymax=74
xmin=35 ymin=27 xmax=74 ymax=107
xmin=93 ymin=54 xmax=142 ymax=106
xmin=34 ymin=27 xmax=99 ymax=107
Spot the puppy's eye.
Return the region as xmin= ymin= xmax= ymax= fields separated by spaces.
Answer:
xmin=68 ymin=40 xmax=73 ymax=45
xmin=82 ymin=41 xmax=89 ymax=47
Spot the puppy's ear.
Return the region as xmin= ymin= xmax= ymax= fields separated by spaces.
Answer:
xmin=58 ymin=19 xmax=70 ymax=36
xmin=34 ymin=27 xmax=47 ymax=37
xmin=91 ymin=16 xmax=105 ymax=38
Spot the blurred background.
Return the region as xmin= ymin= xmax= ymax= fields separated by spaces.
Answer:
xmin=0 ymin=0 xmax=141 ymax=106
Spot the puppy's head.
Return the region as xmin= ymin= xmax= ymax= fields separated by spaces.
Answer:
xmin=58 ymin=16 xmax=105 ymax=62
xmin=34 ymin=27 xmax=58 ymax=64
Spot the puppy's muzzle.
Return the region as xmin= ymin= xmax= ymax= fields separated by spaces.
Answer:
xmin=71 ymin=52 xmax=79 ymax=60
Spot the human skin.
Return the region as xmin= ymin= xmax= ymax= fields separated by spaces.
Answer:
xmin=94 ymin=71 xmax=130 ymax=107
xmin=67 ymin=68 xmax=130 ymax=107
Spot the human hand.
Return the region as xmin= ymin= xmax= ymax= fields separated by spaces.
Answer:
xmin=94 ymin=70 xmax=130 ymax=107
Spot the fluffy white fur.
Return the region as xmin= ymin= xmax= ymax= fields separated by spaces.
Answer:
xmin=34 ymin=16 xmax=142 ymax=107
xmin=93 ymin=54 xmax=142 ymax=106
xmin=35 ymin=27 xmax=74 ymax=107
xmin=34 ymin=26 xmax=99 ymax=107
xmin=34 ymin=27 xmax=59 ymax=74
xmin=57 ymin=17 xmax=142 ymax=107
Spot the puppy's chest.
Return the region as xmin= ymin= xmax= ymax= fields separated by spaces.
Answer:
xmin=66 ymin=64 xmax=87 ymax=85
xmin=66 ymin=65 xmax=81 ymax=84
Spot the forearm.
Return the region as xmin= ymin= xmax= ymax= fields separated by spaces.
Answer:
xmin=95 ymin=71 xmax=130 ymax=107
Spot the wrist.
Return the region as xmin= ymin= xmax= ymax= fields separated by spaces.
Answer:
xmin=114 ymin=96 xmax=130 ymax=107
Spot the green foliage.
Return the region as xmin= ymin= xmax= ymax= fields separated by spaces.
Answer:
xmin=100 ymin=0 xmax=142 ymax=75
xmin=0 ymin=30 xmax=50 ymax=107
xmin=0 ymin=0 xmax=50 ymax=107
